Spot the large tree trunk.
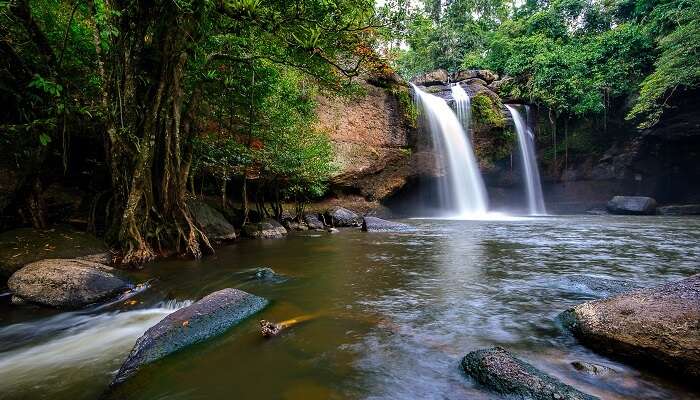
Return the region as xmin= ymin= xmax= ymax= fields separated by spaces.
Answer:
xmin=105 ymin=0 xmax=211 ymax=265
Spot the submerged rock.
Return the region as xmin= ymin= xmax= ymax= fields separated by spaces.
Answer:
xmin=461 ymin=347 xmax=598 ymax=400
xmin=250 ymin=267 xmax=287 ymax=283
xmin=112 ymin=288 xmax=267 ymax=385
xmin=303 ymin=214 xmax=325 ymax=230
xmin=188 ymin=200 xmax=237 ymax=241
xmin=657 ymin=204 xmax=700 ymax=215
xmin=563 ymin=275 xmax=643 ymax=296
xmin=8 ymin=259 xmax=130 ymax=308
xmin=606 ymin=196 xmax=657 ymax=215
xmin=562 ymin=274 xmax=700 ymax=379
xmin=242 ymin=219 xmax=287 ymax=239
xmin=361 ymin=216 xmax=414 ymax=232
xmin=325 ymin=207 xmax=362 ymax=227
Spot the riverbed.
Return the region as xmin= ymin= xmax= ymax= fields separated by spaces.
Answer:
xmin=0 ymin=215 xmax=698 ymax=399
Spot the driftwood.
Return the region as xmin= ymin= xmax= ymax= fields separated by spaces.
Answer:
xmin=259 ymin=314 xmax=317 ymax=338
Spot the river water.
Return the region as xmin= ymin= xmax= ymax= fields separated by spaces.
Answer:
xmin=0 ymin=216 xmax=698 ymax=399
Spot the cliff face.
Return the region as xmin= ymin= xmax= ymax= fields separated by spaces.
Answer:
xmin=315 ymin=80 xmax=435 ymax=202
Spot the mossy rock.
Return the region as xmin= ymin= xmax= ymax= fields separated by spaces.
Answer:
xmin=0 ymin=226 xmax=108 ymax=282
xmin=471 ymin=93 xmax=505 ymax=128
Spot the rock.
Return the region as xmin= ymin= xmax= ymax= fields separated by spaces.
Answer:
xmin=606 ymin=196 xmax=657 ymax=215
xmin=283 ymin=220 xmax=309 ymax=231
xmin=111 ymin=288 xmax=267 ymax=385
xmin=410 ymin=69 xmax=449 ymax=86
xmin=250 ymin=267 xmax=286 ymax=283
xmin=561 ymin=274 xmax=700 ymax=379
xmin=325 ymin=207 xmax=362 ymax=227
xmin=361 ymin=216 xmax=414 ymax=232
xmin=571 ymin=361 xmax=615 ymax=376
xmin=563 ymin=275 xmax=643 ymax=297
xmin=488 ymin=76 xmax=514 ymax=93
xmin=242 ymin=219 xmax=287 ymax=239
xmin=7 ymin=259 xmax=131 ymax=308
xmin=303 ymin=214 xmax=325 ymax=230
xmin=77 ymin=252 xmax=113 ymax=264
xmin=462 ymin=77 xmax=488 ymax=88
xmin=451 ymin=69 xmax=498 ymax=84
xmin=451 ymin=70 xmax=478 ymax=82
xmin=327 ymin=228 xmax=339 ymax=234
xmin=188 ymin=200 xmax=236 ymax=241
xmin=658 ymin=204 xmax=700 ymax=215
xmin=0 ymin=227 xmax=109 ymax=282
xmin=461 ymin=347 xmax=598 ymax=400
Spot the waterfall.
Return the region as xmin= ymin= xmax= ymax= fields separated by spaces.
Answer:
xmin=505 ymin=105 xmax=546 ymax=215
xmin=450 ymin=83 xmax=471 ymax=133
xmin=411 ymin=84 xmax=488 ymax=218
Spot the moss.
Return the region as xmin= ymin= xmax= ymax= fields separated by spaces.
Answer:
xmin=472 ymin=93 xmax=505 ymax=128
xmin=389 ymin=84 xmax=418 ymax=128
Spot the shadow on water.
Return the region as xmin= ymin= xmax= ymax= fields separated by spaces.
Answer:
xmin=0 ymin=215 xmax=699 ymax=399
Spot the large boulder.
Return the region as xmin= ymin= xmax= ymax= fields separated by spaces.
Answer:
xmin=451 ymin=69 xmax=499 ymax=84
xmin=561 ymin=274 xmax=700 ymax=379
xmin=112 ymin=288 xmax=267 ymax=385
xmin=242 ymin=219 xmax=287 ymax=239
xmin=8 ymin=259 xmax=130 ymax=308
xmin=658 ymin=204 xmax=700 ymax=215
xmin=606 ymin=196 xmax=657 ymax=215
xmin=361 ymin=216 xmax=414 ymax=232
xmin=303 ymin=213 xmax=325 ymax=230
xmin=410 ymin=69 xmax=449 ymax=86
xmin=325 ymin=207 xmax=362 ymax=227
xmin=461 ymin=347 xmax=598 ymax=400
xmin=188 ymin=200 xmax=236 ymax=241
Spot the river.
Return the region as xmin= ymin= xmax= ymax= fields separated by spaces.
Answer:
xmin=0 ymin=215 xmax=698 ymax=399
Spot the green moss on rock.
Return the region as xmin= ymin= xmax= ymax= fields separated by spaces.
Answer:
xmin=472 ymin=93 xmax=505 ymax=128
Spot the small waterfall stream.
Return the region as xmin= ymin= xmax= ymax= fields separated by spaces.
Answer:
xmin=506 ymin=105 xmax=546 ymax=215
xmin=411 ymin=84 xmax=488 ymax=218
xmin=450 ymin=83 xmax=471 ymax=133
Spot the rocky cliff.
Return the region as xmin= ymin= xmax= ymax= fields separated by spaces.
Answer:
xmin=315 ymin=79 xmax=437 ymax=203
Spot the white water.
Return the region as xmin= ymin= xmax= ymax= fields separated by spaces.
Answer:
xmin=0 ymin=300 xmax=191 ymax=396
xmin=412 ymin=84 xmax=488 ymax=218
xmin=506 ymin=105 xmax=546 ymax=215
xmin=450 ymin=83 xmax=471 ymax=133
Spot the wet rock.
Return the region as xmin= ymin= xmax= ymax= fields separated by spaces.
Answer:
xmin=283 ymin=220 xmax=309 ymax=231
xmin=327 ymin=228 xmax=340 ymax=234
xmin=188 ymin=200 xmax=236 ymax=241
xmin=562 ymin=274 xmax=700 ymax=379
xmin=410 ymin=69 xmax=449 ymax=86
xmin=303 ymin=214 xmax=325 ymax=230
xmin=0 ymin=227 xmax=109 ymax=282
xmin=7 ymin=259 xmax=131 ymax=308
xmin=361 ymin=216 xmax=414 ymax=232
xmin=461 ymin=347 xmax=598 ymax=400
xmin=111 ymin=288 xmax=267 ymax=385
xmin=563 ymin=275 xmax=643 ymax=296
xmin=251 ymin=267 xmax=287 ymax=283
xmin=657 ymin=204 xmax=700 ymax=215
xmin=606 ymin=196 xmax=657 ymax=215
xmin=325 ymin=207 xmax=362 ymax=227
xmin=242 ymin=219 xmax=287 ymax=239
xmin=571 ymin=361 xmax=615 ymax=376
xmin=451 ymin=69 xmax=498 ymax=84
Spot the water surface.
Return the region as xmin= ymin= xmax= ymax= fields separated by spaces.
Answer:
xmin=1 ymin=215 xmax=698 ymax=399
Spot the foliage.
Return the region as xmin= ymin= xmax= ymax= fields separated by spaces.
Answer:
xmin=387 ymin=0 xmax=698 ymax=127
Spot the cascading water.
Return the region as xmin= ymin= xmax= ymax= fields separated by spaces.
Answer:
xmin=505 ymin=105 xmax=546 ymax=215
xmin=411 ymin=84 xmax=488 ymax=218
xmin=450 ymin=83 xmax=471 ymax=133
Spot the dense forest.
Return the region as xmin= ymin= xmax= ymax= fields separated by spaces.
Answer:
xmin=1 ymin=0 xmax=698 ymax=263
